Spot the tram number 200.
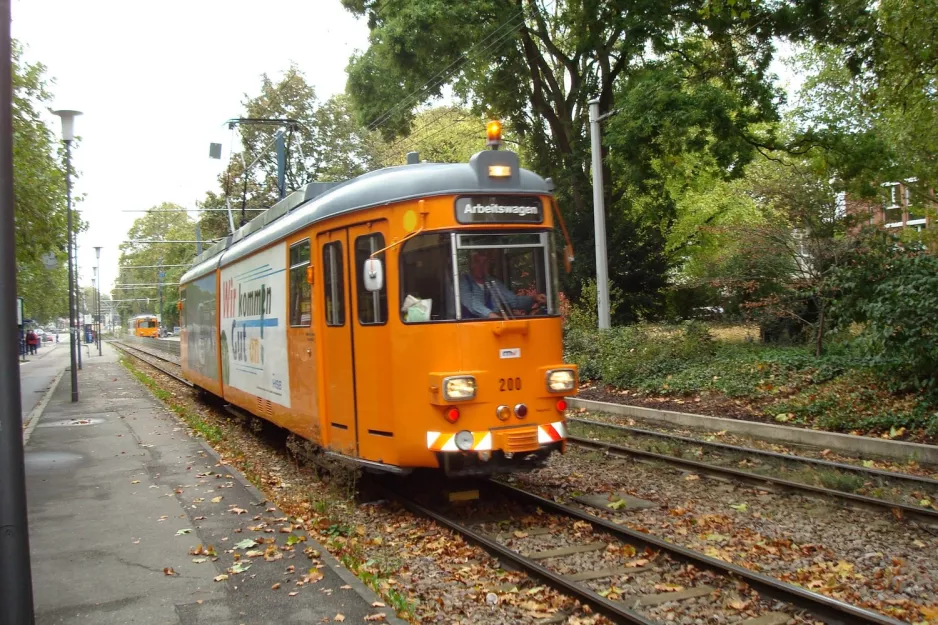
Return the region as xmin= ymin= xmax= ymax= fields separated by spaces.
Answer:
xmin=499 ymin=377 xmax=522 ymax=392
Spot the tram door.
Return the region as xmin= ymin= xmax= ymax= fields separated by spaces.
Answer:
xmin=318 ymin=230 xmax=357 ymax=455
xmin=348 ymin=221 xmax=393 ymax=465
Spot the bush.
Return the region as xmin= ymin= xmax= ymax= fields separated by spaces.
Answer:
xmin=831 ymin=230 xmax=938 ymax=395
xmin=566 ymin=321 xmax=715 ymax=387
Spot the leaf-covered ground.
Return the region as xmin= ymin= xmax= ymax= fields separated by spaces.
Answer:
xmin=508 ymin=445 xmax=938 ymax=624
xmin=119 ymin=354 xmax=606 ymax=625
xmin=565 ymin=322 xmax=938 ymax=443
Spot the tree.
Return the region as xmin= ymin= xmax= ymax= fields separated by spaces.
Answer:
xmin=791 ymin=0 xmax=938 ymax=202
xmin=12 ymin=42 xmax=77 ymax=322
xmin=342 ymin=0 xmax=871 ymax=323
xmin=198 ymin=69 xmax=383 ymax=240
xmin=114 ymin=205 xmax=195 ymax=328
xmin=377 ymin=105 xmax=506 ymax=166
xmin=691 ymin=151 xmax=855 ymax=355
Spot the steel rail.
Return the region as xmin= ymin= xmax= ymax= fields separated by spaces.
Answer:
xmin=568 ymin=434 xmax=938 ymax=525
xmin=489 ymin=481 xmax=906 ymax=625
xmin=111 ymin=342 xmax=192 ymax=388
xmin=571 ymin=416 xmax=938 ymax=488
xmin=384 ymin=487 xmax=657 ymax=625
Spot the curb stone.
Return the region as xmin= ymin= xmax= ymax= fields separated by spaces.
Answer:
xmin=568 ymin=397 xmax=938 ymax=465
xmin=191 ymin=436 xmax=410 ymax=625
xmin=119 ymin=357 xmax=410 ymax=625
xmin=22 ymin=366 xmax=65 ymax=445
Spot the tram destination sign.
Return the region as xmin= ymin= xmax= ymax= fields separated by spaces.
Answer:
xmin=455 ymin=196 xmax=543 ymax=224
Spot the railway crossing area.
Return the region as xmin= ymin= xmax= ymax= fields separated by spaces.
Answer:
xmin=22 ymin=343 xmax=401 ymax=625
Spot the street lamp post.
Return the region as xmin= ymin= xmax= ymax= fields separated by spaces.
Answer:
xmin=53 ymin=109 xmax=82 ymax=401
xmin=2 ymin=5 xmax=36 ymax=621
xmin=94 ymin=246 xmax=102 ymax=355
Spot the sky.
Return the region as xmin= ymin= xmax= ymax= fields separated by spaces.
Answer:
xmin=11 ymin=1 xmax=801 ymax=302
xmin=11 ymin=0 xmax=371 ymax=296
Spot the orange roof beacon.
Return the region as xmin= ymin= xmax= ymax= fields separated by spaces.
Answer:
xmin=178 ymin=134 xmax=577 ymax=476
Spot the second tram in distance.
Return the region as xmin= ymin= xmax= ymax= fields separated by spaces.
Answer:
xmin=130 ymin=314 xmax=160 ymax=338
xmin=179 ymin=125 xmax=577 ymax=476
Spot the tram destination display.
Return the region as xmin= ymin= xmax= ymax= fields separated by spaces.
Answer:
xmin=455 ymin=196 xmax=543 ymax=224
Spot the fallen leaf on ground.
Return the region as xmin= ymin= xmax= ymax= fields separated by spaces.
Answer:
xmin=214 ymin=574 xmax=228 ymax=582
xmin=211 ymin=496 xmax=223 ymax=503
xmin=271 ymin=582 xmax=281 ymax=590
xmin=288 ymin=591 xmax=298 ymax=596
xmin=163 ymin=567 xmax=176 ymax=576
xmin=334 ymin=615 xmax=345 ymax=622
xmin=234 ymin=539 xmax=257 ymax=549
xmin=175 ymin=529 xmax=192 ymax=536
xmin=364 ymin=615 xmax=386 ymax=622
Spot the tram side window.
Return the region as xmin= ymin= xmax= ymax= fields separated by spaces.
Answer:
xmin=355 ymin=233 xmax=388 ymax=325
xmin=290 ymin=240 xmax=311 ymax=327
xmin=323 ymin=241 xmax=345 ymax=326
xmin=399 ymin=233 xmax=457 ymax=323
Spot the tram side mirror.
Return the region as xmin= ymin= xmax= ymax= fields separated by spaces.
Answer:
xmin=363 ymin=258 xmax=384 ymax=292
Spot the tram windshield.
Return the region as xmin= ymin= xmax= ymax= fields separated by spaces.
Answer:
xmin=399 ymin=231 xmax=560 ymax=323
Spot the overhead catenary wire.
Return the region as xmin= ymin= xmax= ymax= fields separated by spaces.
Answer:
xmin=364 ymin=4 xmax=529 ymax=132
xmin=370 ymin=0 xmax=558 ymax=164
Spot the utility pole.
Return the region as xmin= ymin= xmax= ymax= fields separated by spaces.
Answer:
xmin=158 ymin=259 xmax=164 ymax=336
xmin=94 ymin=247 xmax=102 ymax=355
xmin=1 ymin=0 xmax=36 ymax=619
xmin=589 ymin=97 xmax=612 ymax=330
xmin=76 ymin=256 xmax=82 ymax=369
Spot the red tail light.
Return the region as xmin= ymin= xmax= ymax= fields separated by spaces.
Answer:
xmin=444 ymin=407 xmax=460 ymax=424
xmin=556 ymin=399 xmax=567 ymax=412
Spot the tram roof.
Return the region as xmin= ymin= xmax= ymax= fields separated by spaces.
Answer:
xmin=180 ymin=149 xmax=552 ymax=285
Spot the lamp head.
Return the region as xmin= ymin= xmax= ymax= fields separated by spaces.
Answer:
xmin=52 ymin=110 xmax=83 ymax=142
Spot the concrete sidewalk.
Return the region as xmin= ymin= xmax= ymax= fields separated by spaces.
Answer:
xmin=25 ymin=343 xmax=403 ymax=625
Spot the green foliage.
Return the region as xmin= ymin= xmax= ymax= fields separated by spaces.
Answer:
xmin=115 ymin=205 xmax=194 ymax=325
xmin=11 ymin=42 xmax=75 ymax=322
xmin=341 ymin=0 xmax=862 ymax=324
xmin=566 ymin=322 xmax=716 ymax=389
xmin=380 ymin=106 xmax=497 ymax=166
xmin=200 ymin=68 xmax=384 ymax=240
xmin=830 ymin=229 xmax=938 ymax=394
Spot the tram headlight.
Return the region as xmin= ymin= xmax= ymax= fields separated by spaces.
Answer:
xmin=546 ymin=369 xmax=576 ymax=393
xmin=443 ymin=376 xmax=476 ymax=401
xmin=454 ymin=430 xmax=474 ymax=451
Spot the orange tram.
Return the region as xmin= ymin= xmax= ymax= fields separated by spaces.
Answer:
xmin=130 ymin=314 xmax=159 ymax=338
xmin=179 ymin=129 xmax=578 ymax=476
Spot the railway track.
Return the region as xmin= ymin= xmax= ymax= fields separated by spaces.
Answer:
xmin=386 ymin=478 xmax=904 ymax=625
xmin=110 ymin=340 xmax=192 ymax=387
xmin=111 ymin=344 xmax=915 ymax=623
xmin=569 ymin=417 xmax=938 ymax=525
